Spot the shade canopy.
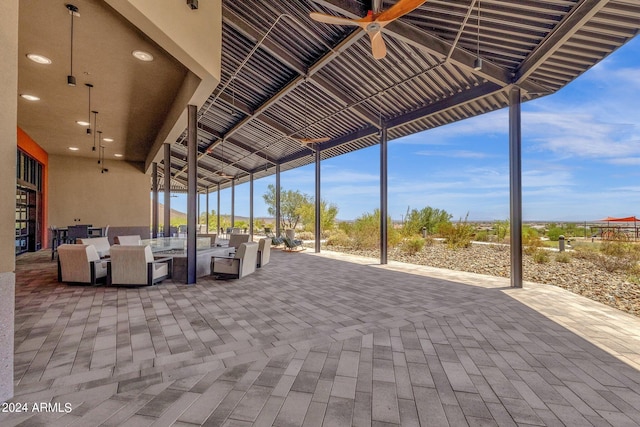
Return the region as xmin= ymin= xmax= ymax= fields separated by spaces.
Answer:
xmin=598 ymin=216 xmax=639 ymax=222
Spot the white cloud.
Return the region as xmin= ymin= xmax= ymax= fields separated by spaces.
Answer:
xmin=415 ymin=150 xmax=491 ymax=159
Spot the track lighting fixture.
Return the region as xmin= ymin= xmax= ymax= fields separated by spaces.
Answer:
xmin=65 ymin=4 xmax=79 ymax=86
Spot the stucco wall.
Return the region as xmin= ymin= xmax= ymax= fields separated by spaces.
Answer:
xmin=0 ymin=0 xmax=17 ymax=403
xmin=48 ymin=155 xmax=150 ymax=228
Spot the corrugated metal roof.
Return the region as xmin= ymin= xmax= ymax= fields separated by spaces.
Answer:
xmin=160 ymin=0 xmax=639 ymax=192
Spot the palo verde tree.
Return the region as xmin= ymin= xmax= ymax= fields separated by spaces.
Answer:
xmin=402 ymin=206 xmax=452 ymax=236
xmin=262 ymin=184 xmax=311 ymax=230
xmin=298 ymin=198 xmax=339 ymax=234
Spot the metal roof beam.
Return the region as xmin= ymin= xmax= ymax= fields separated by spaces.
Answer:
xmin=514 ymin=0 xmax=610 ymax=84
xmin=311 ymin=75 xmax=381 ymax=129
xmin=222 ymin=6 xmax=306 ymax=75
xmin=385 ymin=81 xmax=503 ymax=128
xmin=275 ymin=125 xmax=379 ymax=166
xmin=310 ymin=0 xmax=549 ymax=94
xmin=221 ymin=30 xmax=364 ymax=141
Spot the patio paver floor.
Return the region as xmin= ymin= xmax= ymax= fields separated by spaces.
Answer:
xmin=2 ymin=248 xmax=640 ymax=426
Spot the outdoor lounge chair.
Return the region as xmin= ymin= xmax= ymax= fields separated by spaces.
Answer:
xmin=283 ymin=229 xmax=304 ymax=251
xmin=211 ymin=241 xmax=258 ymax=279
xmin=107 ymin=245 xmax=172 ymax=286
xmin=57 ymin=244 xmax=107 ymax=285
xmin=114 ymin=235 xmax=142 ymax=245
xmin=197 ymin=233 xmax=218 ymax=247
xmin=77 ymin=237 xmax=110 ymax=258
xmin=257 ymin=237 xmax=271 ymax=268
xmin=227 ymin=233 xmax=250 ymax=252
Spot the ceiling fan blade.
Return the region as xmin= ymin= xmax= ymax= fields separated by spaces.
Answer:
xmin=309 ymin=12 xmax=361 ymax=26
xmin=299 ymin=137 xmax=330 ymax=144
xmin=369 ymin=30 xmax=387 ymax=60
xmin=376 ymin=0 xmax=428 ymax=24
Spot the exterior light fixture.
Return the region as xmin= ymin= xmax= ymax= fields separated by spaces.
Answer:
xmin=65 ymin=4 xmax=79 ymax=86
xmin=27 ymin=54 xmax=52 ymax=64
xmin=20 ymin=94 xmax=40 ymax=101
xmin=132 ymin=50 xmax=153 ymax=62
xmin=474 ymin=0 xmax=482 ymax=71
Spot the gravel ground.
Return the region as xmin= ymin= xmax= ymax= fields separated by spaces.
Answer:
xmin=322 ymin=242 xmax=640 ymax=317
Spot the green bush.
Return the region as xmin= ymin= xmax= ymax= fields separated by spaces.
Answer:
xmin=438 ymin=216 xmax=473 ymax=249
xmin=546 ymin=226 xmax=565 ymax=241
xmin=401 ymin=237 xmax=425 ymax=255
xmin=533 ymin=249 xmax=550 ymax=263
xmin=474 ymin=230 xmax=490 ymax=242
xmin=402 ymin=206 xmax=452 ymax=237
xmin=296 ymin=231 xmax=314 ymax=240
xmin=325 ymin=229 xmax=351 ymax=247
xmin=555 ymin=252 xmax=572 ymax=263
xmin=522 ymin=226 xmax=543 ymax=255
xmin=351 ymin=209 xmax=401 ymax=250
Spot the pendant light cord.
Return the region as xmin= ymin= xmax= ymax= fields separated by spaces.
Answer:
xmin=70 ymin=12 xmax=74 ymax=77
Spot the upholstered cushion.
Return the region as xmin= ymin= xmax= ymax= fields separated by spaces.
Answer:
xmin=78 ymin=237 xmax=110 ymax=258
xmin=58 ymin=244 xmax=107 ymax=283
xmin=258 ymin=237 xmax=271 ymax=267
xmin=115 ymin=235 xmax=141 ymax=245
xmin=228 ymin=233 xmax=250 ymax=249
xmin=109 ymin=245 xmax=158 ymax=285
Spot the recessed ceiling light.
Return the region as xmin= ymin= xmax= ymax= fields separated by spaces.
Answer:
xmin=76 ymin=120 xmax=90 ymax=126
xmin=132 ymin=50 xmax=153 ymax=62
xmin=20 ymin=94 xmax=40 ymax=101
xmin=103 ymin=138 xmax=114 ymax=142
xmin=114 ymin=153 xmax=123 ymax=157
xmin=68 ymin=147 xmax=79 ymax=151
xmin=27 ymin=54 xmax=52 ymax=64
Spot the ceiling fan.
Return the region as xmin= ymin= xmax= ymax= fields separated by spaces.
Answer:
xmin=295 ymin=79 xmax=330 ymax=148
xmin=310 ymin=0 xmax=428 ymax=60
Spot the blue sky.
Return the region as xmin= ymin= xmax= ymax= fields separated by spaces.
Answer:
xmin=175 ymin=36 xmax=640 ymax=222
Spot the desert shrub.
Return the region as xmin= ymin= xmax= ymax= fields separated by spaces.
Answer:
xmin=325 ymin=229 xmax=352 ymax=247
xmin=423 ymin=236 xmax=435 ymax=246
xmin=401 ymin=237 xmax=425 ymax=255
xmin=350 ymin=209 xmax=402 ymax=250
xmin=338 ymin=221 xmax=353 ymax=235
xmin=296 ymin=231 xmax=314 ymax=240
xmin=474 ymin=230 xmax=490 ymax=242
xmin=402 ymin=206 xmax=452 ymax=237
xmin=555 ymin=252 xmax=572 ymax=263
xmin=522 ymin=227 xmax=544 ymax=255
xmin=533 ymin=249 xmax=550 ymax=263
xmin=546 ymin=226 xmax=565 ymax=241
xmin=438 ymin=216 xmax=474 ymax=249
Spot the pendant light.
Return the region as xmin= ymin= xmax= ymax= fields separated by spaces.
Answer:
xmin=91 ymin=111 xmax=98 ymax=151
xmin=97 ymin=131 xmax=102 ymax=163
xmin=85 ymin=83 xmax=93 ymax=134
xmin=473 ymin=0 xmax=482 ymax=71
xmin=65 ymin=4 xmax=79 ymax=86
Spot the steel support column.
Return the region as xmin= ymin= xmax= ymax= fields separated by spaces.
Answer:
xmin=380 ymin=126 xmax=388 ymax=265
xmin=315 ymin=148 xmax=321 ymax=253
xmin=509 ymin=87 xmax=523 ymax=288
xmin=231 ymin=179 xmax=235 ymax=227
xmin=186 ymin=104 xmax=197 ymax=284
xmin=275 ymin=164 xmax=281 ymax=237
xmin=163 ymin=143 xmax=171 ymax=237
xmin=217 ymin=183 xmax=221 ymax=235
xmin=249 ymin=173 xmax=254 ymax=240
xmin=206 ymin=186 xmax=210 ymax=234
xmin=152 ymin=162 xmax=158 ymax=238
